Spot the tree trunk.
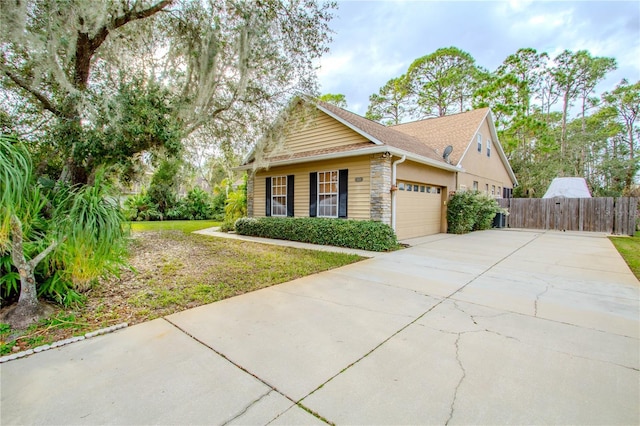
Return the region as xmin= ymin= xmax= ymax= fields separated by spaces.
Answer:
xmin=3 ymin=216 xmax=58 ymax=330
xmin=625 ymin=125 xmax=635 ymax=193
xmin=560 ymin=90 xmax=569 ymax=159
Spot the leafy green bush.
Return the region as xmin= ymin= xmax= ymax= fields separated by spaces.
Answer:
xmin=211 ymin=191 xmax=227 ymax=220
xmin=166 ymin=187 xmax=214 ymax=220
xmin=235 ymin=217 xmax=398 ymax=252
xmin=147 ymin=183 xmax=176 ymax=217
xmin=183 ymin=187 xmax=214 ymax=220
xmin=220 ymin=174 xmax=248 ymax=231
xmin=447 ymin=191 xmax=503 ymax=234
xmin=124 ymin=192 xmax=161 ymax=221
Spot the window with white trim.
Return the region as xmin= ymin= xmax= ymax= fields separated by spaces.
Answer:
xmin=271 ymin=176 xmax=287 ymax=216
xmin=487 ymin=139 xmax=491 ymax=157
xmin=473 ymin=181 xmax=478 ymax=191
xmin=477 ymin=134 xmax=482 ymax=152
xmin=318 ymin=170 xmax=338 ymax=217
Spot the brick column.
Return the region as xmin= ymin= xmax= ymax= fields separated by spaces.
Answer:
xmin=370 ymin=154 xmax=392 ymax=225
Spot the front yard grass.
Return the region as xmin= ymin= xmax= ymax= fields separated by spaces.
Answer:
xmin=1 ymin=222 xmax=363 ymax=355
xmin=609 ymin=231 xmax=640 ymax=280
xmin=128 ymin=219 xmax=221 ymax=233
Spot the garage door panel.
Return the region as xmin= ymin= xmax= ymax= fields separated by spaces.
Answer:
xmin=396 ymin=185 xmax=442 ymax=240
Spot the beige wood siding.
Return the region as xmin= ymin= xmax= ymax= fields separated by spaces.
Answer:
xmin=396 ymin=160 xmax=456 ymax=188
xmin=266 ymin=108 xmax=371 ymax=157
xmin=396 ymin=182 xmax=443 ymax=239
xmin=458 ymin=118 xmax=513 ymax=195
xmin=254 ymin=156 xmax=371 ymax=220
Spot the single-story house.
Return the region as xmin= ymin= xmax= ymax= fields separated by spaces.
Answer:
xmin=237 ymin=98 xmax=517 ymax=240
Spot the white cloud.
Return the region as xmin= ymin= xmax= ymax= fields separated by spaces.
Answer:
xmin=316 ymin=52 xmax=354 ymax=80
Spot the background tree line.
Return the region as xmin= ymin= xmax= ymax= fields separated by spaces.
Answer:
xmin=365 ymin=47 xmax=638 ymax=197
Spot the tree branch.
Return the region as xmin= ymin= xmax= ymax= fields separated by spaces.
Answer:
xmin=10 ymin=215 xmax=60 ymax=271
xmin=75 ymin=1 xmax=174 ymax=88
xmin=1 ymin=67 xmax=70 ymax=118
xmin=111 ymin=0 xmax=174 ymax=33
xmin=28 ymin=238 xmax=59 ymax=270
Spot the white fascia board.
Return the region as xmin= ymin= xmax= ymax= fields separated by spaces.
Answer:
xmin=486 ymin=111 xmax=518 ymax=186
xmin=456 ymin=109 xmax=489 ymax=168
xmin=455 ymin=109 xmax=518 ymax=186
xmin=234 ymin=146 xmax=387 ymax=171
xmin=386 ymin=147 xmax=461 ymax=172
xmin=241 ymin=146 xmax=257 ymax=166
xmin=239 ymin=100 xmax=382 ymax=167
xmin=234 ymin=146 xmax=460 ymax=173
xmin=315 ymin=104 xmax=385 ymax=145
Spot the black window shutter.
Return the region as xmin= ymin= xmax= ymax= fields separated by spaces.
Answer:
xmin=286 ymin=175 xmax=294 ymax=217
xmin=309 ymin=172 xmax=317 ymax=217
xmin=265 ymin=177 xmax=272 ymax=217
xmin=338 ymin=169 xmax=348 ymax=218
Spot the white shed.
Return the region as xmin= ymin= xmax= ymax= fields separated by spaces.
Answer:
xmin=543 ymin=177 xmax=592 ymax=198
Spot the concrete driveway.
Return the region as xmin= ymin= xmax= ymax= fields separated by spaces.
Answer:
xmin=1 ymin=229 xmax=638 ymax=425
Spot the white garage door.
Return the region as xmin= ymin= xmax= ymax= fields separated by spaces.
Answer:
xmin=396 ymin=182 xmax=442 ymax=240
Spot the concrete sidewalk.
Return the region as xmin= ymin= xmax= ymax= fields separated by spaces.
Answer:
xmin=1 ymin=229 xmax=638 ymax=425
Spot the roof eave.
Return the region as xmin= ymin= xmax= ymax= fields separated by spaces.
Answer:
xmin=456 ymin=109 xmax=518 ymax=186
xmin=234 ymin=146 xmax=460 ymax=173
xmin=485 ymin=111 xmax=518 ymax=186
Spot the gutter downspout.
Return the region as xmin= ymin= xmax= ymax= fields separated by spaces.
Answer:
xmin=391 ymin=155 xmax=406 ymax=232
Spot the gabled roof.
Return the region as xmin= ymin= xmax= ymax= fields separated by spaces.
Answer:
xmin=316 ymin=101 xmax=446 ymax=164
xmin=239 ymin=97 xmax=516 ymax=186
xmin=240 ymin=97 xmax=460 ymax=172
xmin=391 ymin=108 xmax=490 ymax=166
xmin=391 ymin=108 xmax=518 ymax=185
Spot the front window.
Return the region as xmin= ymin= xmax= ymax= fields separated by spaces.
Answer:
xmin=473 ymin=181 xmax=478 ymax=191
xmin=487 ymin=139 xmax=491 ymax=157
xmin=318 ymin=171 xmax=338 ymax=217
xmin=477 ymin=134 xmax=482 ymax=152
xmin=271 ymin=176 xmax=287 ymax=216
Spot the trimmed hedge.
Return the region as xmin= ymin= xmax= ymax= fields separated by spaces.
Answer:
xmin=234 ymin=217 xmax=399 ymax=252
xmin=447 ymin=190 xmax=503 ymax=234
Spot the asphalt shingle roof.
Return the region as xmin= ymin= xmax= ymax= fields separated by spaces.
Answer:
xmin=391 ymin=108 xmax=490 ymax=165
xmin=315 ymin=101 xmax=448 ymax=164
xmin=244 ymin=98 xmax=492 ymax=170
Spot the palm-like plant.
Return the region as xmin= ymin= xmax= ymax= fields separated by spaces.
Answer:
xmin=1 ymin=135 xmax=129 ymax=328
xmin=1 ymin=135 xmax=57 ymax=327
xmin=51 ymin=169 xmax=129 ymax=292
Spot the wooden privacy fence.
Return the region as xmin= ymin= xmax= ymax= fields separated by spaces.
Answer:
xmin=497 ymin=197 xmax=638 ymax=236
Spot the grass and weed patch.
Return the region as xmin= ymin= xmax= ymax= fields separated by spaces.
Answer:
xmin=129 ymin=220 xmax=221 ymax=233
xmin=0 ymin=312 xmax=92 ymax=355
xmin=3 ymin=229 xmax=362 ymax=354
xmin=609 ymin=231 xmax=640 ymax=279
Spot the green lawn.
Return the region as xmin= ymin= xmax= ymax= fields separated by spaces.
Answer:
xmin=609 ymin=231 xmax=640 ymax=280
xmin=128 ymin=220 xmax=221 ymax=233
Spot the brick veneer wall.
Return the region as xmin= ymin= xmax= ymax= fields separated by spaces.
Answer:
xmin=370 ymin=154 xmax=391 ymax=225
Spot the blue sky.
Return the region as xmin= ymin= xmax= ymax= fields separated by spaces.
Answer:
xmin=316 ymin=0 xmax=640 ymax=116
